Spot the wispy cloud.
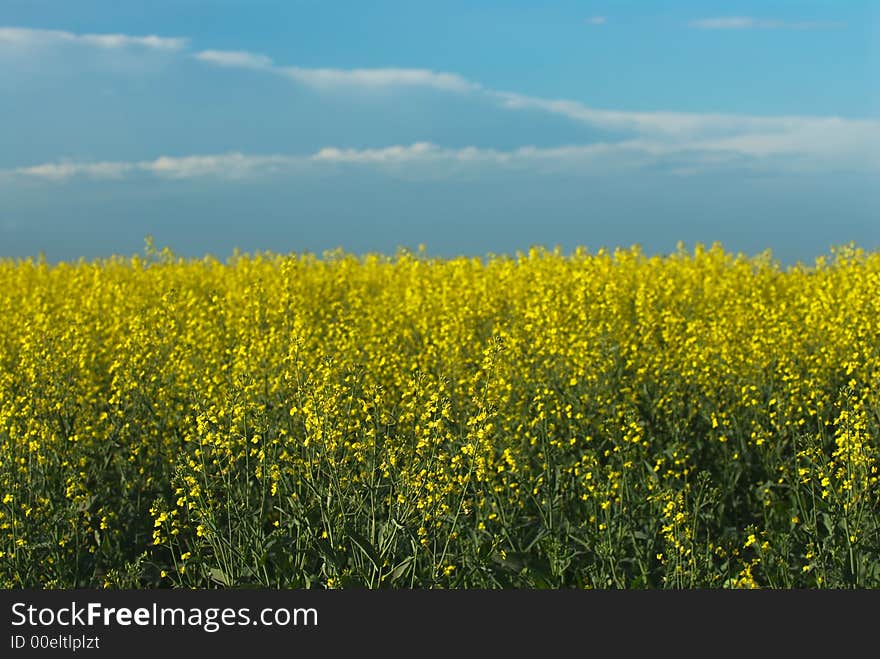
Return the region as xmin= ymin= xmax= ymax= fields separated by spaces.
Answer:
xmin=189 ymin=40 xmax=877 ymax=171
xmin=1 ymin=26 xmax=477 ymax=96
xmin=10 ymin=148 xmax=474 ymax=181
xmin=0 ymin=26 xmax=187 ymax=50
xmin=688 ymin=17 xmax=846 ymax=30
xmin=492 ymin=91 xmax=779 ymax=137
xmin=193 ymin=49 xmax=274 ymax=70
xmin=2 ymin=143 xmax=681 ymax=181
xmin=586 ymin=16 xmax=607 ymax=26
xmin=310 ymin=141 xmax=692 ymax=175
xmin=190 ymin=46 xmax=874 ymax=159
xmin=8 ymin=118 xmax=878 ymax=185
xmin=3 ymin=25 xmax=875 ymax=179
xmin=148 ymin=153 xmax=303 ymax=179
xmin=313 ymin=141 xmax=658 ymax=168
xmin=10 ymin=153 xmax=302 ymax=181
xmin=281 ymin=66 xmax=480 ymax=92
xmin=311 ymin=132 xmax=880 ymax=173
xmin=489 ymin=89 xmax=880 ymax=163
xmin=312 ymin=142 xmax=442 ymax=163
xmin=193 ymin=46 xmax=480 ymax=92
xmin=13 ymin=161 xmax=138 ymax=181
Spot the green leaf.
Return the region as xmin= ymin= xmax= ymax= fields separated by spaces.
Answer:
xmin=388 ymin=556 xmax=414 ymax=583
xmin=209 ymin=568 xmax=233 ymax=587
xmin=348 ymin=530 xmax=381 ymax=570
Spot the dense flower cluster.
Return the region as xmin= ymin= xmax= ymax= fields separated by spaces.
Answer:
xmin=1 ymin=242 xmax=877 ymax=588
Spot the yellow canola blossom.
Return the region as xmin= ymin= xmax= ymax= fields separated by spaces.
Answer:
xmin=0 ymin=242 xmax=878 ymax=589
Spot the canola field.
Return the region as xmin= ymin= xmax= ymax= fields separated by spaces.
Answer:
xmin=0 ymin=242 xmax=878 ymax=589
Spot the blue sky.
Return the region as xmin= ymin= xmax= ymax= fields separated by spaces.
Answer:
xmin=0 ymin=0 xmax=877 ymax=264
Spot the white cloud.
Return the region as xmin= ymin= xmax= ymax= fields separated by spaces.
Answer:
xmin=587 ymin=17 xmax=607 ymax=26
xmin=281 ymin=66 xmax=480 ymax=92
xmin=11 ymin=153 xmax=304 ymax=181
xmin=5 ymin=144 xmax=636 ymax=182
xmin=194 ymin=49 xmax=274 ymax=70
xmin=313 ymin=142 xmax=435 ymax=163
xmin=688 ymin=17 xmax=845 ymax=30
xmin=490 ymin=91 xmax=776 ymax=137
xmin=13 ymin=160 xmax=137 ymax=180
xmin=320 ymin=141 xmax=653 ymax=167
xmin=2 ymin=27 xmax=475 ymax=94
xmin=0 ymin=26 xmax=187 ymax=51
xmin=192 ymin=45 xmax=480 ymax=92
xmin=183 ymin=35 xmax=876 ymax=173
xmin=308 ymin=138 xmax=878 ymax=174
xmin=146 ymin=153 xmax=299 ymax=179
xmin=487 ymin=90 xmax=880 ymax=165
xmin=2 ymin=25 xmax=875 ymax=179
xmin=9 ymin=123 xmax=877 ymax=185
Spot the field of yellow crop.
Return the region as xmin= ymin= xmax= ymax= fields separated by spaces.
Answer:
xmin=0 ymin=242 xmax=878 ymax=588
